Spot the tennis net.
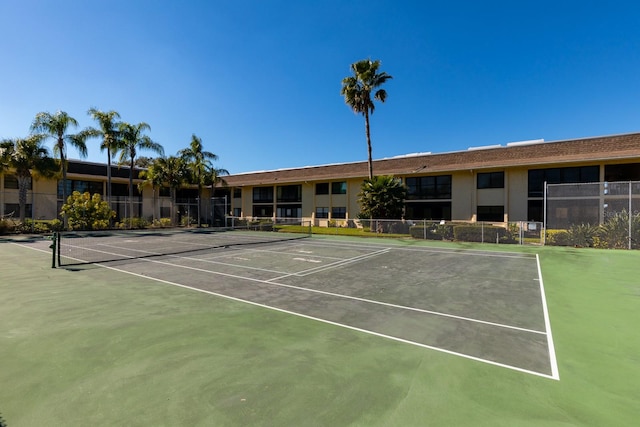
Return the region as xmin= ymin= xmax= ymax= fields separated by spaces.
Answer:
xmin=55 ymin=220 xmax=312 ymax=267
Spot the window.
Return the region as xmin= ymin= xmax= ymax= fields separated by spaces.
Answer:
xmin=406 ymin=175 xmax=451 ymax=200
xmin=110 ymin=183 xmax=140 ymax=197
xmin=3 ymin=175 xmax=31 ymax=190
xmin=404 ymin=201 xmax=451 ymax=220
xmin=233 ymin=188 xmax=242 ymax=198
xmin=277 ymin=206 xmax=301 ymax=218
xmin=604 ymin=163 xmax=640 ymax=182
xmin=4 ymin=203 xmax=32 ymax=218
xmin=277 ymin=185 xmax=301 ymax=203
xmin=58 ymin=180 xmax=104 ymax=198
xmin=159 ymin=186 xmax=170 ymax=197
xmin=477 ymin=206 xmax=504 ymax=222
xmin=477 ymin=172 xmax=504 ymax=189
xmin=331 ymin=207 xmax=346 ymax=219
xmin=253 ymin=205 xmax=273 ymax=217
xmin=528 ymin=166 xmax=599 ymax=197
xmin=527 ymin=200 xmax=543 ymax=222
xmin=253 ymin=186 xmax=273 ymax=203
xmin=331 ymin=181 xmax=347 ymax=194
xmin=315 ymin=183 xmax=329 ymax=195
xmin=315 ymin=207 xmax=329 ymax=219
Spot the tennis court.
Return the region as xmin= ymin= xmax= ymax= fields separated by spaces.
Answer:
xmin=28 ymin=229 xmax=558 ymax=379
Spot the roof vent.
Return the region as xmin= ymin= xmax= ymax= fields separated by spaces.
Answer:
xmin=467 ymin=144 xmax=502 ymax=151
xmin=506 ymin=138 xmax=544 ymax=147
xmin=389 ymin=152 xmax=431 ymax=159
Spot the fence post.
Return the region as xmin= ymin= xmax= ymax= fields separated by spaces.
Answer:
xmin=629 ymin=181 xmax=633 ymax=250
xmin=542 ymin=181 xmax=547 ymax=246
xmin=520 ymin=221 xmax=523 ymax=245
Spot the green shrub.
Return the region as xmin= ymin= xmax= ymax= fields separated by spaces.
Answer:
xmin=61 ymin=191 xmax=115 ymax=231
xmin=566 ymin=223 xmax=599 ymax=247
xmin=117 ymin=217 xmax=150 ymax=229
xmin=180 ymin=216 xmax=196 ymax=227
xmin=387 ymin=221 xmax=411 ymax=235
xmin=151 ymin=218 xmax=172 ymax=228
xmin=49 ymin=218 xmax=63 ymax=231
xmin=410 ymin=224 xmax=453 ymax=240
xmin=546 ymin=229 xmax=570 ymax=246
xmin=453 ymin=225 xmax=508 ymax=243
xmin=599 ymin=210 xmax=640 ymax=249
xmin=14 ymin=218 xmax=54 ymax=234
xmin=0 ymin=219 xmax=14 ymax=235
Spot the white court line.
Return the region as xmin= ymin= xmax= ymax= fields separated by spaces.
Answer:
xmin=264 ymin=248 xmax=390 ymax=281
xmin=91 ymin=246 xmax=547 ymax=336
xmin=234 ymin=245 xmax=345 ymax=261
xmin=293 ymin=248 xmax=391 ymax=276
xmin=78 ymin=255 xmax=559 ymax=380
xmin=85 ymin=243 xmax=305 ymax=276
xmin=15 ymin=241 xmax=555 ymax=379
xmin=537 ymin=254 xmax=560 ymax=380
xmin=55 ymin=241 xmax=545 ymax=335
xmin=306 ymin=239 xmax=537 ymax=259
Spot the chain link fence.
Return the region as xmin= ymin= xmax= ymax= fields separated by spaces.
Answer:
xmin=545 ymin=181 xmax=640 ymax=249
xmin=310 ymin=218 xmax=543 ymax=245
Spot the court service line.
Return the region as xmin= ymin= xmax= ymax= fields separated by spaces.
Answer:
xmin=292 ymin=248 xmax=391 ymax=276
xmin=115 ymin=252 xmax=546 ymax=336
xmin=536 ymin=254 xmax=560 ymax=380
xmin=307 ymin=239 xmax=537 ymax=259
xmin=15 ymin=242 xmax=554 ymax=379
xmin=87 ymin=258 xmax=558 ymax=380
xmin=56 ymin=242 xmax=545 ymax=335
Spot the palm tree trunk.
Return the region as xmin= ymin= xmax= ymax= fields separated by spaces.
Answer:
xmin=170 ymin=187 xmax=176 ymax=226
xmin=364 ymin=110 xmax=373 ymax=179
xmin=17 ymin=175 xmax=29 ymax=223
xmin=106 ymin=153 xmax=112 ymax=206
xmin=129 ymin=157 xmax=134 ymax=226
xmin=106 ymin=153 xmax=113 ymax=227
xmin=59 ymin=139 xmax=68 ymax=228
xmin=197 ymin=184 xmax=202 ymax=227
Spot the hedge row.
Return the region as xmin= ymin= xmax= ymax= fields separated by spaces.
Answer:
xmin=409 ymin=224 xmax=516 ymax=243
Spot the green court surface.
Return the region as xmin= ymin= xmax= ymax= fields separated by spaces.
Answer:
xmin=1 ymin=235 xmax=638 ymax=426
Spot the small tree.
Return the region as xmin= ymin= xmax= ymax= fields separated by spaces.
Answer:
xmin=61 ymin=191 xmax=115 ymax=230
xmin=357 ymin=175 xmax=407 ymax=220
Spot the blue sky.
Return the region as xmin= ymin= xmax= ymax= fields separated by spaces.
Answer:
xmin=2 ymin=1 xmax=640 ymax=174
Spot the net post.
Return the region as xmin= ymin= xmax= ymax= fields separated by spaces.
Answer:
xmin=50 ymin=232 xmax=57 ymax=268
xmin=57 ymin=231 xmax=61 ymax=266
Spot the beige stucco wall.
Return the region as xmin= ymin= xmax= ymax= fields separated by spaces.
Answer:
xmin=452 ymin=171 xmax=474 ymax=221
xmin=506 ymin=168 xmax=529 ymax=221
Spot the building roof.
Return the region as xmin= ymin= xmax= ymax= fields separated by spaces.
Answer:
xmin=223 ymin=133 xmax=640 ymax=186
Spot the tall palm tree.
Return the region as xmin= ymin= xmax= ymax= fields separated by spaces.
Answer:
xmin=0 ymin=136 xmax=57 ymax=222
xmin=341 ymin=59 xmax=392 ymax=179
xmin=85 ymin=108 xmax=122 ymax=207
xmin=152 ymin=156 xmax=188 ymax=225
xmin=117 ymin=122 xmax=164 ymax=221
xmin=31 ymin=111 xmax=88 ymax=224
xmin=179 ymin=134 xmax=228 ymax=226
